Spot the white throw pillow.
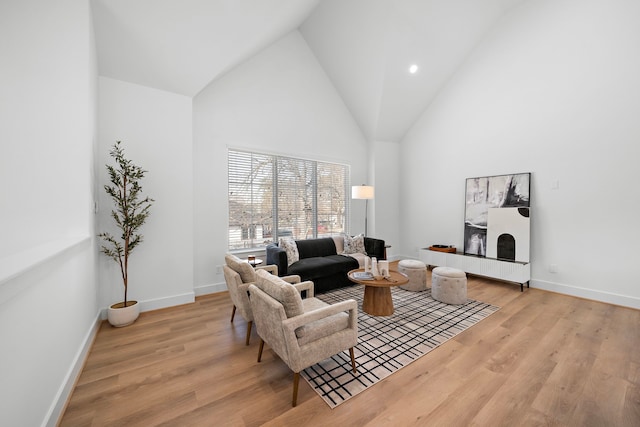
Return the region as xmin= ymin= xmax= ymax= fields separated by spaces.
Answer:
xmin=351 ymin=234 xmax=366 ymax=254
xmin=332 ymin=236 xmax=345 ymax=254
xmin=279 ymin=237 xmax=299 ymax=267
xmin=342 ymin=234 xmax=366 ymax=255
xmin=341 ymin=234 xmax=353 ymax=254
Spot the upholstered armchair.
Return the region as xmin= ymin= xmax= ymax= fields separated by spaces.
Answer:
xmin=223 ymin=254 xmax=300 ymax=345
xmin=248 ymin=269 xmax=358 ymax=407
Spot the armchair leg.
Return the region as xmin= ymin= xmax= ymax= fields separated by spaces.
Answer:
xmin=245 ymin=321 xmax=252 ymax=346
xmin=292 ymin=372 xmax=300 ymax=407
xmin=257 ymin=339 xmax=264 ymax=362
xmin=349 ymin=347 xmax=357 ymax=373
xmin=230 ymin=305 xmax=236 ymax=322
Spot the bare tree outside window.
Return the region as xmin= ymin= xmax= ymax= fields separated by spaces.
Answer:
xmin=228 ymin=150 xmax=349 ymax=250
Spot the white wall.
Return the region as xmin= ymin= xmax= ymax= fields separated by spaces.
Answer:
xmin=98 ymin=77 xmax=194 ymax=311
xmin=0 ymin=0 xmax=94 ymax=256
xmin=400 ymin=0 xmax=640 ymax=308
xmin=370 ymin=140 xmax=400 ymax=259
xmin=0 ymin=0 xmax=99 ymax=425
xmin=193 ymin=30 xmax=369 ymax=291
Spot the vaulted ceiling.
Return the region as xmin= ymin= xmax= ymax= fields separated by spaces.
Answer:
xmin=92 ymin=0 xmax=526 ymax=141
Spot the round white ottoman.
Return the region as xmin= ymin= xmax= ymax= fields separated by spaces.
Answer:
xmin=398 ymin=259 xmax=427 ymax=292
xmin=431 ymin=267 xmax=467 ymax=304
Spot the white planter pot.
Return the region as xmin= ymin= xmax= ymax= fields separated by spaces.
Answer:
xmin=107 ymin=300 xmax=140 ymax=327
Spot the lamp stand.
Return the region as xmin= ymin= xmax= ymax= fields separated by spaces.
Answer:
xmin=364 ymin=199 xmax=368 ymax=237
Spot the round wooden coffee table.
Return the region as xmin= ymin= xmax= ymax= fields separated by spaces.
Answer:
xmin=348 ymin=268 xmax=409 ymax=316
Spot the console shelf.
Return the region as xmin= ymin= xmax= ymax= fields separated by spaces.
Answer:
xmin=418 ymin=248 xmax=530 ymax=291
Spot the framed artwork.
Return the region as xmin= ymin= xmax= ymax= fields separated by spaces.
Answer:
xmin=464 ymin=172 xmax=531 ymax=259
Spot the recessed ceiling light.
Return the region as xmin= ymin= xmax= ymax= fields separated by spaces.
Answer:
xmin=409 ymin=64 xmax=418 ymax=74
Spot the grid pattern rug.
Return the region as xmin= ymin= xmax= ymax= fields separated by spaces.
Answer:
xmin=300 ymin=285 xmax=499 ymax=408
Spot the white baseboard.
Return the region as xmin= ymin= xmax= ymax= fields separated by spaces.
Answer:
xmin=530 ymin=279 xmax=640 ymax=310
xmin=194 ymin=281 xmax=227 ymax=296
xmin=46 ymin=311 xmax=102 ymax=427
xmin=139 ymin=292 xmax=195 ymax=312
xmin=99 ymin=292 xmax=197 ymax=319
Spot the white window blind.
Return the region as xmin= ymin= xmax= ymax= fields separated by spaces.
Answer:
xmin=228 ymin=149 xmax=349 ymax=251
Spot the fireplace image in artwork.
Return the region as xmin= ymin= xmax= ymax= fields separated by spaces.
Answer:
xmin=496 ymin=234 xmax=516 ymax=260
xmin=486 ymin=207 xmax=530 ymax=262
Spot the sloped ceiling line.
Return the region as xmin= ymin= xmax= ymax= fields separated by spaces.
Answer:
xmin=92 ymin=0 xmax=527 ymax=141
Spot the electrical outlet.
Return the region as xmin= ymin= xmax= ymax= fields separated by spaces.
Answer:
xmin=216 ymin=265 xmax=222 ymax=274
xmin=549 ymin=264 xmax=558 ymax=273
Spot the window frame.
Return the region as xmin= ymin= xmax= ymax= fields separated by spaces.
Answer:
xmin=227 ymin=148 xmax=350 ymax=252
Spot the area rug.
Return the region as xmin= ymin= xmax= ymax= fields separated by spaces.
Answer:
xmin=300 ymin=285 xmax=499 ymax=408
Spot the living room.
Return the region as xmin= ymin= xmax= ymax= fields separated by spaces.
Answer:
xmin=1 ymin=0 xmax=639 ymax=425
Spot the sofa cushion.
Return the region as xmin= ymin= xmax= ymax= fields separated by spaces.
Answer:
xmin=279 ymin=237 xmax=299 ymax=267
xmin=256 ymin=270 xmax=303 ymax=318
xmin=295 ymin=238 xmax=337 ymax=259
xmin=225 ymin=253 xmax=256 ymax=283
xmin=288 ymin=255 xmax=358 ymax=281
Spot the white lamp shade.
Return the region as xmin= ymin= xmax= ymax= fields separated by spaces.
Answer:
xmin=352 ymin=185 xmax=374 ymax=199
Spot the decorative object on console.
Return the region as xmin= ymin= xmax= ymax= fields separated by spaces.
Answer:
xmin=464 ymin=172 xmax=530 ymax=258
xmin=428 ymin=245 xmax=456 ymax=253
xmin=351 ymin=184 xmax=374 ymax=236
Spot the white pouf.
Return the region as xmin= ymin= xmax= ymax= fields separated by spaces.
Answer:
xmin=431 ymin=267 xmax=467 ymax=305
xmin=398 ymin=259 xmax=427 ymax=292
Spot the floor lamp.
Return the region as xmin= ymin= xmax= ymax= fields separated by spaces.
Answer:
xmin=352 ymin=185 xmax=374 ymax=236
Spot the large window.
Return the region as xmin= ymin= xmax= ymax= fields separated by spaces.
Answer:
xmin=228 ymin=149 xmax=350 ymax=251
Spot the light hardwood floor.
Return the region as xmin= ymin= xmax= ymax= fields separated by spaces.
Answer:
xmin=60 ymin=272 xmax=640 ymax=426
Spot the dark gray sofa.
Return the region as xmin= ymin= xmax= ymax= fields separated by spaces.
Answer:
xmin=266 ymin=236 xmax=386 ymax=293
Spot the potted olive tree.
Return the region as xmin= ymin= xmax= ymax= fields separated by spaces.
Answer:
xmin=98 ymin=141 xmax=154 ymax=327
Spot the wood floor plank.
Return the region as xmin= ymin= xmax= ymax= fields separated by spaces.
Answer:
xmin=471 ymin=333 xmax=559 ymax=426
xmin=572 ymin=369 xmax=629 ymax=426
xmin=59 ymin=274 xmax=640 ymax=426
xmin=418 ymin=366 xmax=507 ymax=426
